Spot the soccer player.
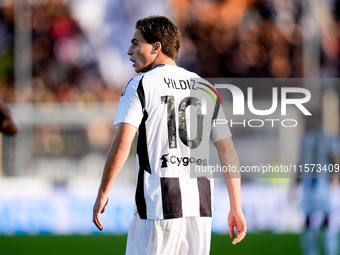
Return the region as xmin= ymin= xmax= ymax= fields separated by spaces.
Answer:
xmin=0 ymin=97 xmax=18 ymax=135
xmin=93 ymin=16 xmax=246 ymax=254
xmin=299 ymin=114 xmax=339 ymax=255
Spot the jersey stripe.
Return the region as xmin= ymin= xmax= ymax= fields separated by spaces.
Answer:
xmin=136 ymin=76 xmax=151 ymax=174
xmin=197 ymin=177 xmax=212 ymax=217
xmin=135 ymin=76 xmax=151 ymax=219
xmin=161 ymin=177 xmax=183 ymax=219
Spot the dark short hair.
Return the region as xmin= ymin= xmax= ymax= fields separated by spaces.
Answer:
xmin=136 ymin=16 xmax=181 ymax=60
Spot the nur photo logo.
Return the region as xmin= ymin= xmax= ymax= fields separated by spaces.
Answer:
xmin=191 ymin=78 xmax=313 ymax=128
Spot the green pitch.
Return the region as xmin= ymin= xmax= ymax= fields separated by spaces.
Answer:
xmin=0 ymin=233 xmax=301 ymax=255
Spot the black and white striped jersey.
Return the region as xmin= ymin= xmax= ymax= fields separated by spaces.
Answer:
xmin=114 ymin=65 xmax=231 ymax=219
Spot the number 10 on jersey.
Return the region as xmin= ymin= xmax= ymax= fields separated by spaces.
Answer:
xmin=161 ymin=95 xmax=204 ymax=149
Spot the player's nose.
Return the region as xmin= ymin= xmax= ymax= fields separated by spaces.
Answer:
xmin=127 ymin=46 xmax=133 ymax=56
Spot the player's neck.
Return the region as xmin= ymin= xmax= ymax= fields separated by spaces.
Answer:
xmin=151 ymin=54 xmax=176 ymax=69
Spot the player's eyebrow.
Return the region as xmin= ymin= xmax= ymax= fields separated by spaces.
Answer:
xmin=131 ymin=38 xmax=138 ymax=44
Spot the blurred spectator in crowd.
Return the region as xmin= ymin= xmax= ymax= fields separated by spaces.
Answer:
xmin=0 ymin=0 xmax=120 ymax=104
xmin=299 ymin=113 xmax=339 ymax=255
xmin=170 ymin=0 xmax=304 ymax=80
xmin=0 ymin=96 xmax=17 ymax=135
xmin=169 ymin=0 xmax=340 ymax=85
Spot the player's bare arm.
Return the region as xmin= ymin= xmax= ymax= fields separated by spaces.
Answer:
xmin=214 ymin=137 xmax=247 ymax=245
xmin=0 ymin=97 xmax=18 ymax=135
xmin=93 ymin=123 xmax=137 ymax=231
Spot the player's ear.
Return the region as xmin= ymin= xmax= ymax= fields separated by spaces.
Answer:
xmin=152 ymin=42 xmax=162 ymax=54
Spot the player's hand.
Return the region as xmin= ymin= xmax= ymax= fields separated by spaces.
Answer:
xmin=0 ymin=99 xmax=18 ymax=135
xmin=1 ymin=119 xmax=19 ymax=135
xmin=228 ymin=208 xmax=247 ymax=245
xmin=92 ymin=194 xmax=109 ymax=231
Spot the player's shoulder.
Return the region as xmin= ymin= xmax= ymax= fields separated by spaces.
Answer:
xmin=128 ymin=73 xmax=145 ymax=87
xmin=121 ymin=73 xmax=144 ymax=96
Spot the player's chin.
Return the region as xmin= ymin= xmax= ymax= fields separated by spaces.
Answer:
xmin=134 ymin=67 xmax=144 ymax=73
xmin=134 ymin=63 xmax=146 ymax=73
xmin=135 ymin=65 xmax=151 ymax=73
xmin=133 ymin=65 xmax=140 ymax=73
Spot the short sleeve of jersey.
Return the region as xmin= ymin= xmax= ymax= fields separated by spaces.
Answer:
xmin=210 ymin=103 xmax=232 ymax=143
xmin=113 ymin=77 xmax=143 ymax=128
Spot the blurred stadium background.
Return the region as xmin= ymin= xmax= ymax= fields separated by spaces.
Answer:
xmin=1 ymin=0 xmax=340 ymax=254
